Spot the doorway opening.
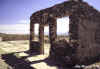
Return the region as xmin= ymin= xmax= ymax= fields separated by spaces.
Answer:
xmin=44 ymin=26 xmax=50 ymax=55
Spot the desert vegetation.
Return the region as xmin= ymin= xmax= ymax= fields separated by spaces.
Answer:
xmin=0 ymin=33 xmax=29 ymax=41
xmin=0 ymin=33 xmax=69 ymax=42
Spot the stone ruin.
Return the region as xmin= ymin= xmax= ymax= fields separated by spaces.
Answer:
xmin=29 ymin=0 xmax=100 ymax=65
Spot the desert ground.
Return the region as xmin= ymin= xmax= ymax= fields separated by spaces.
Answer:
xmin=0 ymin=36 xmax=100 ymax=69
xmin=0 ymin=40 xmax=55 ymax=69
xmin=0 ymin=39 xmax=69 ymax=69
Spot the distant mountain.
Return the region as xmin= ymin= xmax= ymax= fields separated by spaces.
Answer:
xmin=0 ymin=33 xmax=6 ymax=34
xmin=0 ymin=33 xmax=7 ymax=37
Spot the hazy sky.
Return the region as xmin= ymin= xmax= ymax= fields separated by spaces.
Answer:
xmin=0 ymin=0 xmax=100 ymax=34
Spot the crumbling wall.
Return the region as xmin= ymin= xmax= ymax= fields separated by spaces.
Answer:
xmin=76 ymin=19 xmax=100 ymax=64
xmin=30 ymin=0 xmax=100 ymax=65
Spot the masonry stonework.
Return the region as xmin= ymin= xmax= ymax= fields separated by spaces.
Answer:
xmin=30 ymin=0 xmax=100 ymax=65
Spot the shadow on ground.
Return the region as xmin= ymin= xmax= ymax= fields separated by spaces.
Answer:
xmin=1 ymin=52 xmax=76 ymax=69
xmin=1 ymin=51 xmax=100 ymax=69
xmin=1 ymin=53 xmax=34 ymax=69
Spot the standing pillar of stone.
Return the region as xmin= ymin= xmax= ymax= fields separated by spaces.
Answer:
xmin=39 ymin=24 xmax=44 ymax=54
xmin=49 ymin=17 xmax=57 ymax=55
xmin=69 ymin=15 xmax=79 ymax=47
xmin=30 ymin=21 xmax=35 ymax=51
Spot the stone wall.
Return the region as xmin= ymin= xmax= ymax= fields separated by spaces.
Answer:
xmin=30 ymin=0 xmax=100 ymax=65
xmin=75 ymin=19 xmax=100 ymax=64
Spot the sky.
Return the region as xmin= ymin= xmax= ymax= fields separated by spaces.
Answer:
xmin=0 ymin=0 xmax=100 ymax=34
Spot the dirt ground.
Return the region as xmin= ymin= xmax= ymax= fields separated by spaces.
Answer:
xmin=0 ymin=40 xmax=59 ymax=69
xmin=0 ymin=40 xmax=100 ymax=69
